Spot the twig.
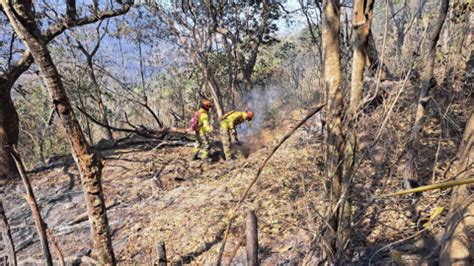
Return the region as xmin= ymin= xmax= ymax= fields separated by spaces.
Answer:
xmin=226 ymin=236 xmax=244 ymax=266
xmin=372 ymin=23 xmax=430 ymax=147
xmin=368 ymin=227 xmax=429 ymax=265
xmin=368 ymin=195 xmax=473 ymax=265
xmin=430 ymin=95 xmax=455 ymax=183
xmin=372 ymin=67 xmax=413 ymax=146
xmin=215 ymin=104 xmax=325 ymax=265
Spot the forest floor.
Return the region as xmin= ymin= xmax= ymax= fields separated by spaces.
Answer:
xmin=1 ymin=74 xmax=472 ymax=265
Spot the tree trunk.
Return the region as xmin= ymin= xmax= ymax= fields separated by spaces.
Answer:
xmin=10 ymin=146 xmax=53 ymax=265
xmin=246 ymin=210 xmax=259 ymax=266
xmin=205 ymin=68 xmax=225 ymax=118
xmin=403 ymin=0 xmax=449 ymax=189
xmin=0 ymin=84 xmax=19 ymax=178
xmin=440 ymin=50 xmax=474 ymax=265
xmin=321 ymin=0 xmax=346 ymax=263
xmin=349 ymin=0 xmax=374 ymax=118
xmin=0 ymin=200 xmax=17 ymax=266
xmin=0 ymin=1 xmax=131 ymax=177
xmin=366 ymin=31 xmax=393 ymax=80
xmin=1 ymin=1 xmax=116 ymax=264
xmin=66 ymin=0 xmax=76 ymax=21
xmin=440 ymin=112 xmax=473 ymax=264
xmin=156 ymin=241 xmax=167 ymax=266
xmin=389 ymin=0 xmax=409 ymax=51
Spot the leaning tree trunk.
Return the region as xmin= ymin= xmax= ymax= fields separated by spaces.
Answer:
xmin=349 ymin=0 xmax=374 ymax=118
xmin=0 ymin=200 xmax=17 ymax=266
xmin=0 ymin=1 xmax=131 ymax=178
xmin=205 ymin=69 xmax=225 ymax=119
xmin=440 ymin=51 xmax=474 ymax=265
xmin=389 ymin=0 xmax=408 ymax=51
xmin=366 ymin=30 xmax=393 ymax=80
xmin=321 ymin=0 xmax=346 ymax=263
xmin=1 ymin=0 xmax=116 ymax=264
xmin=0 ymin=85 xmax=19 ymax=178
xmin=10 ymin=146 xmax=53 ymax=265
xmin=403 ymin=0 xmax=449 ymax=189
xmin=440 ymin=112 xmax=473 ymax=264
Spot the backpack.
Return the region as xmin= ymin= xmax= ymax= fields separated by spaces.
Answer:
xmin=188 ymin=111 xmax=201 ymax=132
xmin=220 ymin=110 xmax=235 ymax=121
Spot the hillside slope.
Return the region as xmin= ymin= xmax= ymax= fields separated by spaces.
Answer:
xmin=1 ymin=76 xmax=472 ymax=265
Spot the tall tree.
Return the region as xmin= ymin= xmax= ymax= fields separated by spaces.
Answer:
xmin=403 ymin=0 xmax=450 ymax=189
xmin=151 ymin=0 xmax=279 ymax=118
xmin=152 ymin=1 xmax=225 ymax=117
xmin=349 ymin=0 xmax=374 ymax=118
xmin=321 ymin=0 xmax=347 ymax=263
xmin=298 ymin=0 xmax=324 ymax=67
xmin=0 ymin=0 xmax=121 ymax=264
xmin=0 ymin=0 xmax=132 ymax=178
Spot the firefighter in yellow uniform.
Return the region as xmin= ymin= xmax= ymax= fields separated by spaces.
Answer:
xmin=192 ymin=99 xmax=214 ymax=160
xmin=220 ymin=110 xmax=254 ymax=160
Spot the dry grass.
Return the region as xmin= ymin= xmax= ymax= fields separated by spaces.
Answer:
xmin=1 ymin=66 xmax=471 ymax=264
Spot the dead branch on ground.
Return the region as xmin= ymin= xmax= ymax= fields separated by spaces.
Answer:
xmin=77 ymin=107 xmax=194 ymax=141
xmin=68 ymin=200 xmax=119 ymax=225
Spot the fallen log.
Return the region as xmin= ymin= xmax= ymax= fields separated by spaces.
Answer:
xmin=77 ymin=107 xmax=195 ymax=141
xmin=19 ymin=255 xmax=96 ymax=265
xmin=68 ymin=200 xmax=119 ymax=225
xmin=153 ymin=140 xmax=194 ymax=150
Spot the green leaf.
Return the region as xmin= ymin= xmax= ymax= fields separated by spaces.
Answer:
xmin=390 ymin=249 xmax=404 ymax=265
xmin=423 ymin=207 xmax=445 ymax=228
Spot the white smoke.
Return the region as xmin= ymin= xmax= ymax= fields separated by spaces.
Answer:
xmin=237 ymin=84 xmax=283 ymax=139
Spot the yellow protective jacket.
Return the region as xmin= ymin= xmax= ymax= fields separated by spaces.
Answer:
xmin=198 ymin=108 xmax=213 ymax=135
xmin=220 ymin=111 xmax=248 ymax=131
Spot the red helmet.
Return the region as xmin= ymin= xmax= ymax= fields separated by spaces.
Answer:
xmin=201 ymin=99 xmax=213 ymax=110
xmin=246 ymin=110 xmax=254 ymax=121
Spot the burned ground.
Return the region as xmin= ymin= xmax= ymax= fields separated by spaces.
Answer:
xmin=0 ymin=77 xmax=472 ymax=265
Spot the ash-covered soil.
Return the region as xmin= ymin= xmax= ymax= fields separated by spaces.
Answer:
xmin=1 ymin=77 xmax=471 ymax=265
